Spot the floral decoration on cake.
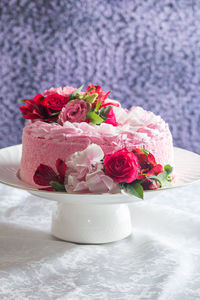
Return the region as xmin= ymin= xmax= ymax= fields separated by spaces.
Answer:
xmin=32 ymin=145 xmax=172 ymax=199
xmin=19 ymin=84 xmax=173 ymax=199
xmin=19 ymin=84 xmax=118 ymax=126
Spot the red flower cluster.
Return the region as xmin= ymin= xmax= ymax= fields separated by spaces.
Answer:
xmin=104 ymin=148 xmax=163 ymax=190
xmin=32 ymin=147 xmax=171 ymax=196
xmin=20 ymin=93 xmax=69 ymax=121
xmin=19 ymin=84 xmax=118 ymax=126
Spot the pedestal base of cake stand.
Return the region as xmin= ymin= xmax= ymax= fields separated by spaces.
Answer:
xmin=51 ymin=202 xmax=132 ymax=244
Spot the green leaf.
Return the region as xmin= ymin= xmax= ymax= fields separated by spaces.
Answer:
xmin=126 ymin=183 xmax=144 ymax=199
xmin=139 ymin=148 xmax=149 ymax=155
xmin=147 ymin=169 xmax=172 ymax=188
xmin=86 ymin=111 xmax=104 ymax=125
xmin=147 ymin=175 xmax=162 ymax=186
xmin=87 ymin=87 xmax=95 ymax=93
xmin=18 ymin=99 xmax=25 ymax=103
xmin=49 ymin=181 xmax=66 ymax=191
xmin=99 ymin=106 xmax=111 ymax=120
xmin=95 ymin=101 xmax=102 ymax=111
xmin=83 ymin=93 xmax=98 ymax=103
xmin=49 ymin=112 xmax=60 ymax=117
xmin=119 ymin=182 xmax=127 ymax=190
xmin=82 ymin=87 xmax=96 ymax=98
xmin=104 ymin=106 xmax=111 ymax=115
xmin=69 ymin=84 xmax=84 ymax=101
xmin=164 ymin=164 xmax=173 ymax=175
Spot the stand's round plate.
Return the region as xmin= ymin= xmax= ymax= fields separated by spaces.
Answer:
xmin=0 ymin=145 xmax=199 ymax=204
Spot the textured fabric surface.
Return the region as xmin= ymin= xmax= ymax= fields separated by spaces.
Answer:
xmin=1 ymin=182 xmax=200 ymax=299
xmin=0 ymin=0 xmax=200 ymax=153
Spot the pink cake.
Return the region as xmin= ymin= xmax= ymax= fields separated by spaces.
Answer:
xmin=19 ymin=84 xmax=174 ymax=196
xmin=20 ymin=105 xmax=174 ymax=187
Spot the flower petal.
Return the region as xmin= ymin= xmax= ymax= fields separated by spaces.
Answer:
xmin=67 ymin=144 xmax=104 ymax=169
xmin=33 ymin=164 xmax=58 ymax=186
xmin=56 ymin=159 xmax=67 ymax=183
xmin=146 ymin=164 xmax=164 ymax=176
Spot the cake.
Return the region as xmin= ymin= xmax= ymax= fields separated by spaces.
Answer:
xmin=19 ymin=84 xmax=173 ymax=198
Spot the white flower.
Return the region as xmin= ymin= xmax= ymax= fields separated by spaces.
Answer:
xmin=65 ymin=144 xmax=119 ymax=194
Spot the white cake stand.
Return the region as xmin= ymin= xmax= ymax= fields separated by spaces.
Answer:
xmin=0 ymin=145 xmax=200 ymax=244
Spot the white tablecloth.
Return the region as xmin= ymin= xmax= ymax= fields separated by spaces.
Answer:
xmin=0 ymin=182 xmax=200 ymax=300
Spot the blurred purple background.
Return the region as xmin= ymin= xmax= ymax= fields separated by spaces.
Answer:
xmin=0 ymin=0 xmax=200 ymax=153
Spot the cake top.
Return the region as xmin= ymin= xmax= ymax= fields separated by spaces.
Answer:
xmin=20 ymin=84 xmax=169 ymax=143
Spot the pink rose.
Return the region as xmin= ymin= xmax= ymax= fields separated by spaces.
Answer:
xmin=43 ymin=87 xmax=64 ymax=97
xmin=62 ymin=86 xmax=77 ymax=97
xmin=104 ymin=148 xmax=139 ymax=183
xmin=58 ymin=99 xmax=90 ymax=125
xmin=43 ymin=85 xmax=77 ymax=97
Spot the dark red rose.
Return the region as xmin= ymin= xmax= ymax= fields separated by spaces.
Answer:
xmin=104 ymin=148 xmax=139 ymax=183
xmin=45 ymin=93 xmax=69 ymax=114
xmin=19 ymin=93 xmax=68 ymax=121
xmin=85 ymin=84 xmax=110 ymax=106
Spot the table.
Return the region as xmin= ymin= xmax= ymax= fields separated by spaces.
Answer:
xmin=0 ymin=182 xmax=200 ymax=300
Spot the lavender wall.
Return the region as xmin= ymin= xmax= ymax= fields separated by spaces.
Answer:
xmin=1 ymin=0 xmax=200 ymax=153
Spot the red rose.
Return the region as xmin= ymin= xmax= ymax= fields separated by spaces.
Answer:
xmin=19 ymin=93 xmax=68 ymax=121
xmin=45 ymin=93 xmax=69 ymax=114
xmin=85 ymin=84 xmax=110 ymax=105
xmin=104 ymin=148 xmax=139 ymax=183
